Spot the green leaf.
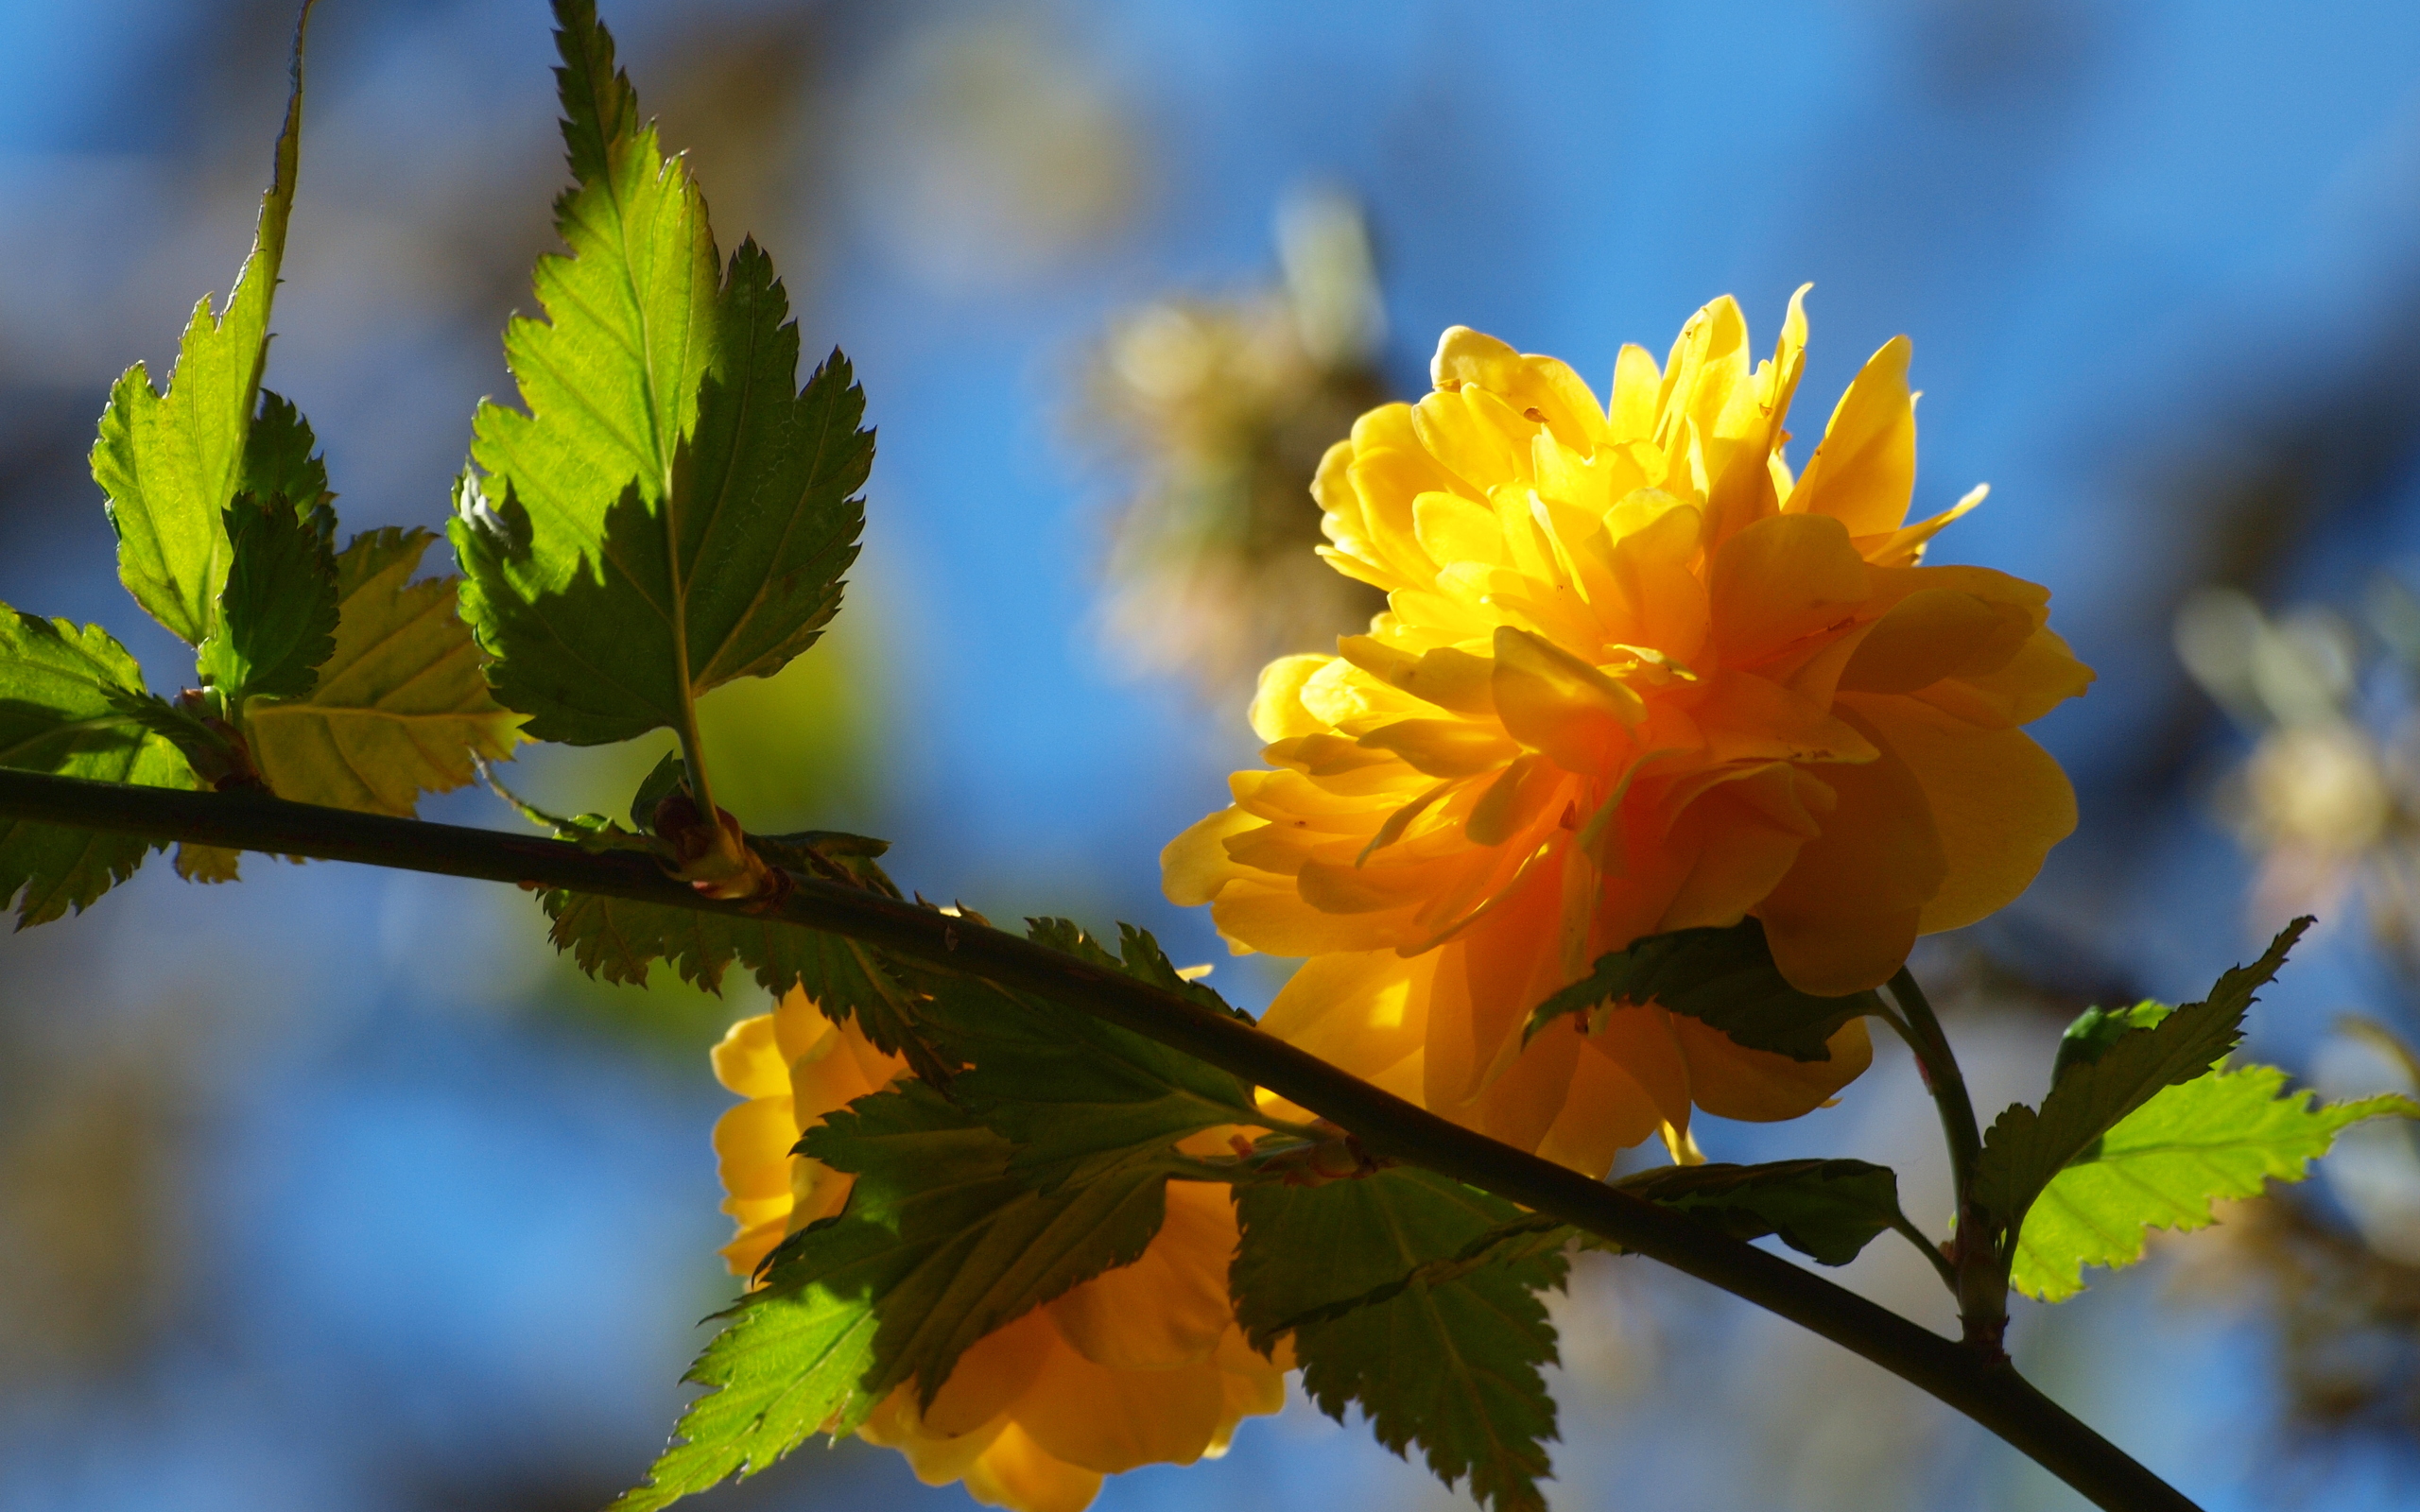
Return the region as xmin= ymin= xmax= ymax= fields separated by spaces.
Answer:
xmin=896 ymin=919 xmax=1264 ymax=1190
xmin=453 ymin=1 xmax=869 ymax=748
xmin=196 ymin=491 xmax=337 ymax=706
xmin=244 ymin=528 xmax=523 ymax=816
xmin=2050 ymin=999 xmax=2169 ymax=1081
xmin=241 ymin=390 xmax=334 ymax=516
xmin=0 ymin=610 xmax=199 ymax=924
xmin=614 ymin=1082 xmax=1172 ymax=1510
xmin=539 ymin=887 xmax=934 ymax=1066
xmin=1526 ymin=917 xmax=1878 ymax=1061
xmin=1612 ymin=1159 xmax=1905 ymax=1266
xmin=90 ymin=13 xmax=311 ymax=647
xmin=1232 ymin=1167 xmax=1564 ymax=1512
xmin=1284 ymin=1159 xmax=1902 ymax=1338
xmin=1977 ymin=919 xmax=2309 ymax=1247
xmin=2012 ymin=1065 xmax=2417 ymax=1301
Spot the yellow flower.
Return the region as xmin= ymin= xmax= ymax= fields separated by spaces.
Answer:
xmin=711 ymin=990 xmax=1287 ymax=1512
xmin=1164 ymin=292 xmax=2093 ymax=1170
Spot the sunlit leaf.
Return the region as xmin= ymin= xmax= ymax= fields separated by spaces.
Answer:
xmin=90 ymin=16 xmax=312 ymax=647
xmin=1232 ymin=1167 xmax=1563 ymax=1512
xmin=2013 ymin=1065 xmax=2417 ymax=1301
xmin=0 ymin=610 xmax=199 ymax=924
xmin=245 ymin=528 xmax=521 ymax=816
xmin=452 ymin=0 xmax=868 ymax=748
xmin=614 ymin=1082 xmax=1172 ymax=1510
xmin=1977 ymin=919 xmax=2308 ymax=1246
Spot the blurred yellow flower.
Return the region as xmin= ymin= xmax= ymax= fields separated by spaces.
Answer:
xmin=711 ymin=991 xmax=1286 ymax=1512
xmin=1165 ymin=293 xmax=2093 ymax=1170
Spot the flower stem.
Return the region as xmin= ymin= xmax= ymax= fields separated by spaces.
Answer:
xmin=1882 ymin=966 xmax=2008 ymax=1358
xmin=0 ymin=768 xmax=2193 ymax=1512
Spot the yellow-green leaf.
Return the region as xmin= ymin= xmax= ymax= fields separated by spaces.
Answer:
xmin=246 ymin=528 xmax=521 ymax=816
xmin=2012 ymin=1063 xmax=2418 ymax=1302
xmin=90 ymin=9 xmax=312 ymax=647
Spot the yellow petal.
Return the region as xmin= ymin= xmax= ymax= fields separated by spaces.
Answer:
xmin=961 ymin=1419 xmax=1105 ymax=1512
xmin=926 ymin=1308 xmax=1054 ymax=1435
xmin=1608 ymin=343 xmax=1662 ymax=443
xmin=1672 ymin=1014 xmax=1873 ymax=1121
xmin=1789 ymin=335 xmax=1915 ymax=537
xmin=1464 ymin=753 xmax=1565 ymax=847
xmin=1492 ymin=626 xmax=1642 ymax=772
xmin=1842 ymin=691 xmax=2077 ymax=934
xmin=1534 ymin=1017 xmax=1668 ymax=1175
xmin=1755 ymin=710 xmax=1945 ymax=994
xmin=1357 ymin=717 xmax=1520 ymax=778
xmin=1336 ymin=637 xmax=1497 ymax=717
xmin=1259 ymin=949 xmax=1432 ymax=1079
xmin=1012 ymin=1340 xmax=1226 ymax=1475
xmin=1852 ymin=483 xmax=1985 ymax=567
xmin=1249 ymin=655 xmax=1336 ymax=742
xmin=1707 ymin=511 xmax=1870 ymax=667
xmin=1162 ymin=806 xmax=1262 ymax=906
xmin=1048 ymin=1181 xmax=1236 ymax=1370
xmin=710 ymin=1012 xmax=787 ymax=1098
xmin=1916 ymin=625 xmax=2096 ymax=729
xmin=713 ymin=1097 xmax=798 ymax=1198
xmin=1212 ymin=877 xmax=1417 ymax=954
xmin=1838 ymin=588 xmax=2036 ymax=695
xmin=1654 ymin=763 xmax=1823 ymax=931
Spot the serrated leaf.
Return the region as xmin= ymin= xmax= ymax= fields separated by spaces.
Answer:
xmin=1977 ymin=919 xmax=2309 ymax=1246
xmin=539 ymin=888 xmax=932 ymax=1064
xmin=196 ymin=491 xmax=337 ymax=706
xmin=614 ymin=1082 xmax=1172 ymax=1510
xmin=241 ymin=390 xmax=333 ymax=515
xmin=1232 ymin=1168 xmax=1563 ymax=1512
xmin=90 ymin=13 xmax=311 ymax=647
xmin=244 ymin=528 xmax=522 ymax=816
xmin=2013 ymin=1065 xmax=2416 ymax=1301
xmin=453 ymin=1 xmax=868 ymax=747
xmin=1614 ymin=1159 xmax=1904 ymax=1266
xmin=1286 ymin=1159 xmax=1903 ymax=1341
xmin=892 ymin=919 xmax=1263 ymax=1190
xmin=1526 ymin=916 xmax=1878 ymax=1061
xmin=0 ymin=610 xmax=199 ymax=924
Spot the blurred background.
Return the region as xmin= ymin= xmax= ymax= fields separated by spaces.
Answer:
xmin=8 ymin=1 xmax=2420 ymax=1508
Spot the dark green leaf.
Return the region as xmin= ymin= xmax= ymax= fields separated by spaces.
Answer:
xmin=538 ymin=888 xmax=933 ymax=1068
xmin=2050 ymin=1000 xmax=2168 ymax=1080
xmin=1613 ymin=1159 xmax=1904 ymax=1266
xmin=242 ymin=390 xmax=333 ymax=517
xmin=196 ymin=491 xmax=338 ymax=706
xmin=0 ymin=610 xmax=199 ymax=924
xmin=1526 ymin=917 xmax=1878 ymax=1061
xmin=1977 ymin=919 xmax=2310 ymax=1246
xmin=1232 ymin=1168 xmax=1563 ymax=1512
xmin=614 ymin=1082 xmax=1172 ymax=1510
xmin=453 ymin=0 xmax=869 ymax=747
xmin=91 ymin=12 xmax=310 ymax=647
xmin=890 ymin=919 xmax=1263 ymax=1190
xmin=2014 ymin=1065 xmax=2417 ymax=1301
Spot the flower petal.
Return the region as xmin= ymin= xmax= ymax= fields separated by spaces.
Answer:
xmin=1843 ymin=691 xmax=2077 ymax=934
xmin=1789 ymin=335 xmax=1915 ymax=537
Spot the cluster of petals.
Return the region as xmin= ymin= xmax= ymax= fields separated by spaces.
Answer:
xmin=711 ymin=990 xmax=1286 ymax=1512
xmin=1165 ymin=291 xmax=2094 ymax=1170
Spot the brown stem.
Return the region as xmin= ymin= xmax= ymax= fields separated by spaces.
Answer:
xmin=0 ymin=768 xmax=2196 ymax=1512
